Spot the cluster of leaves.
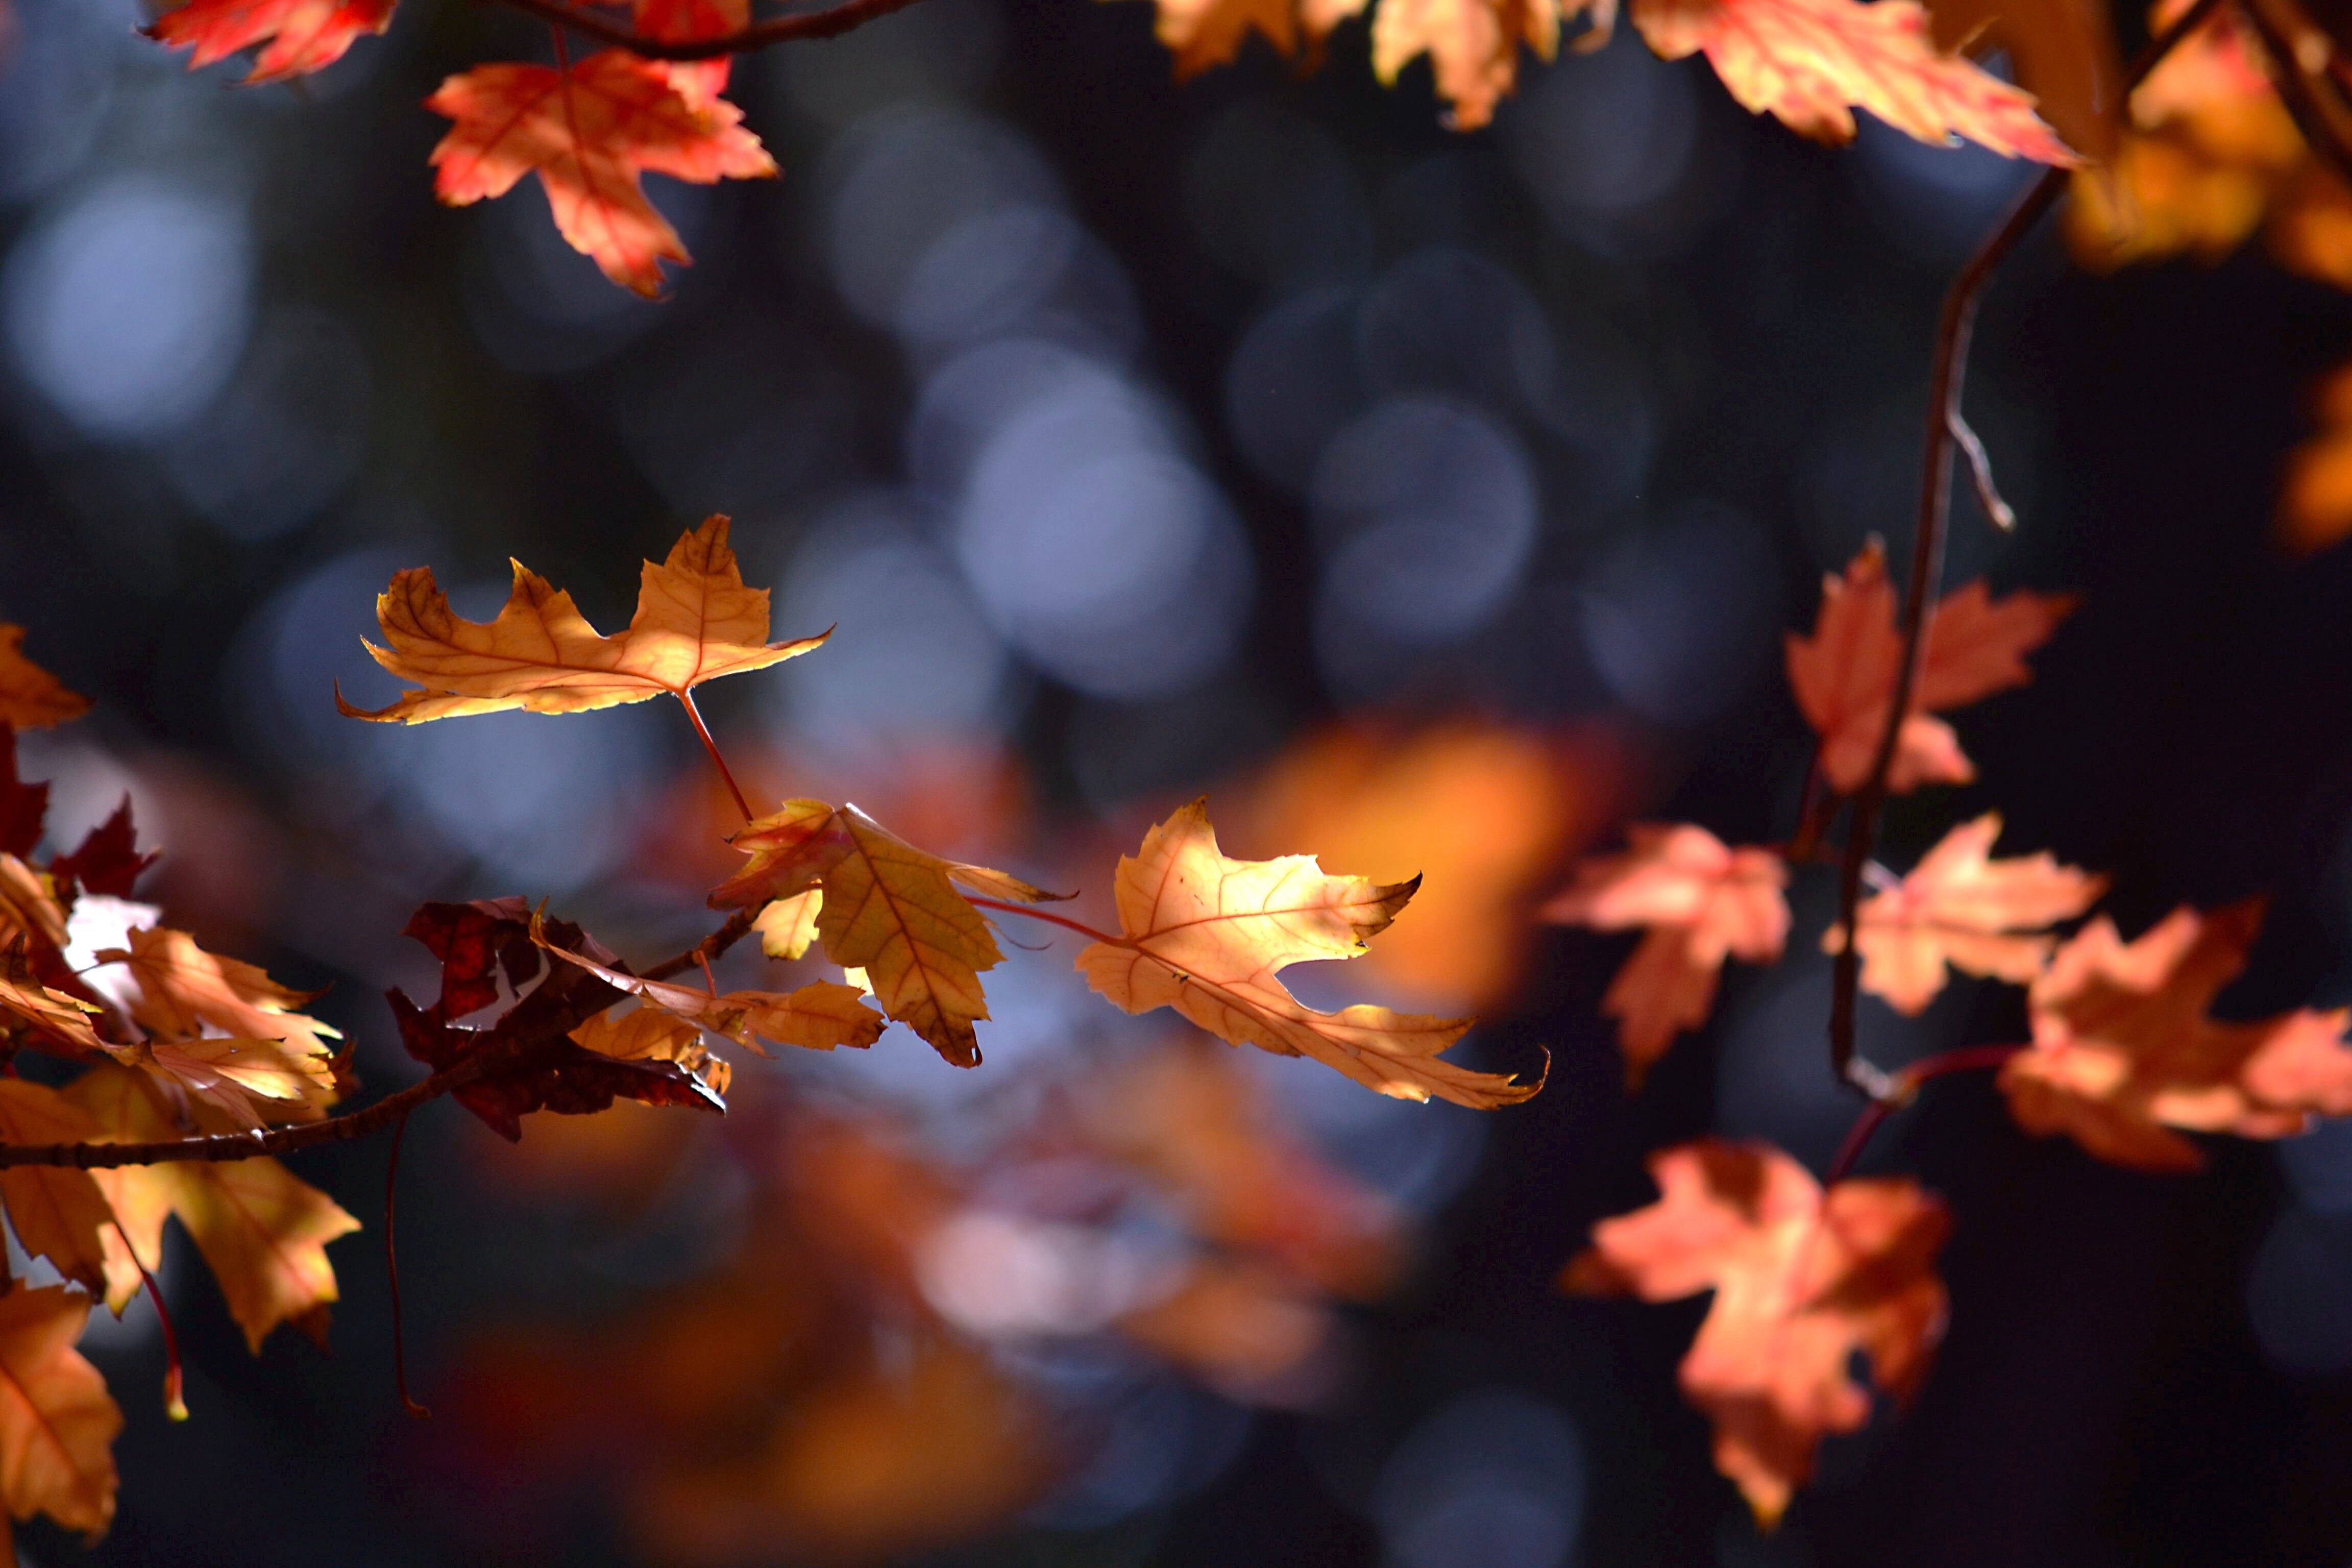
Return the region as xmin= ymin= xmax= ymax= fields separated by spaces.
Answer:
xmin=1545 ymin=545 xmax=2352 ymax=1521
xmin=140 ymin=0 xmax=2084 ymax=295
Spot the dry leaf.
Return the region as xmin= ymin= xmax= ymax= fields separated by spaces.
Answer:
xmin=1543 ymin=824 xmax=1790 ymax=1087
xmin=0 ymin=1286 xmax=120 ymax=1539
xmin=1143 ymin=0 xmax=1367 ymax=76
xmin=1563 ymin=1138 xmax=1948 ymax=1527
xmin=1926 ymin=0 xmax=2121 ymax=159
xmin=0 ymin=1082 xmax=116 ymax=1297
xmin=0 ymin=629 xmax=87 ymax=732
xmin=1075 ymin=799 xmax=1533 ymax=1109
xmin=535 ymin=916 xmax=886 ymax=1055
xmin=97 ymin=926 xmax=341 ymax=1123
xmin=1622 ymin=0 xmax=2076 ymax=158
xmin=1373 ymin=0 xmax=1569 ymax=127
xmin=1824 ymin=813 xmax=2104 ymax=1013
xmin=145 ymin=0 xmax=394 ymax=83
xmin=710 ymin=800 xmax=1061 ymax=1067
xmin=2000 ymin=901 xmax=2352 ymax=1170
xmin=1785 ymin=541 xmax=2076 ymax=794
xmin=340 ymin=517 xmax=822 ymax=723
xmin=425 ymin=55 xmax=775 ymax=297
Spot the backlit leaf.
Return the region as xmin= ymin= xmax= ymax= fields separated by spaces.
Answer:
xmin=145 ymin=0 xmax=394 ymax=83
xmin=0 ymin=1286 xmax=120 ymax=1539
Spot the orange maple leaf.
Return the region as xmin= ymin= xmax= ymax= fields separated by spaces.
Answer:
xmin=1563 ymin=1138 xmax=1948 ymax=1527
xmin=1143 ymin=0 xmax=1366 ymax=77
xmin=339 ymin=516 xmax=822 ymax=723
xmin=145 ymin=0 xmax=393 ymax=84
xmin=633 ymin=0 xmax=747 ymax=106
xmin=1785 ymin=541 xmax=2076 ymax=794
xmin=1824 ymin=813 xmax=2104 ymax=1014
xmin=1999 ymin=901 xmax=2352 ymax=1170
xmin=0 ymin=1286 xmax=121 ymax=1540
xmin=0 ymin=1082 xmax=119 ymax=1300
xmin=709 ymin=801 xmax=1062 ymax=1067
xmin=425 ymin=52 xmax=776 ymax=299
xmin=1371 ymin=0 xmax=1563 ymax=127
xmin=533 ymin=915 xmax=887 ymax=1056
xmin=68 ymin=1066 xmax=359 ymax=1353
xmin=1074 ymin=799 xmax=1534 ymax=1109
xmin=1613 ymin=0 xmax=2076 ymax=159
xmin=0 ymin=627 xmax=88 ymax=731
xmin=95 ymin=926 xmax=342 ymax=1126
xmin=1542 ymin=824 xmax=1790 ymax=1087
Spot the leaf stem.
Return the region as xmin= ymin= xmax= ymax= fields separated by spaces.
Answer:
xmin=967 ymin=897 xmax=1120 ymax=945
xmin=676 ymin=691 xmax=754 ymax=824
xmin=1824 ymin=1043 xmax=2025 ymax=1181
xmin=111 ymin=1219 xmax=186 ymax=1421
xmin=489 ymin=0 xmax=933 ymax=61
xmin=0 ymin=909 xmax=757 ymax=1169
xmin=1828 ymin=0 xmax=2225 ymax=1093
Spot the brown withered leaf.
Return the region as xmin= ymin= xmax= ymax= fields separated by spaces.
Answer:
xmin=0 ymin=629 xmax=88 ymax=732
xmin=0 ymin=1286 xmax=120 ymax=1540
xmin=49 ymin=800 xmax=156 ymax=901
xmin=1824 ymin=813 xmax=2104 ymax=1014
xmin=533 ymin=914 xmax=885 ymax=1055
xmin=1564 ymin=1138 xmax=1949 ymax=1527
xmin=709 ymin=799 xmax=1062 ymax=1067
xmin=338 ymin=517 xmax=823 ymax=723
xmin=1543 ymin=824 xmax=1791 ymax=1087
xmin=0 ymin=858 xmax=66 ymax=953
xmin=1075 ymin=799 xmax=1534 ymax=1109
xmin=97 ymin=926 xmax=342 ymax=1125
xmin=1785 ymin=541 xmax=2077 ymax=794
xmin=2000 ymin=901 xmax=2352 ymax=1170
xmin=0 ymin=944 xmax=107 ymax=1057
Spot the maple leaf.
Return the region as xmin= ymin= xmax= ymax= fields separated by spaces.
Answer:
xmin=0 ymin=1286 xmax=121 ymax=1540
xmin=425 ymin=53 xmax=776 ymax=299
xmin=1998 ymin=901 xmax=2352 ymax=1170
xmin=1925 ymin=0 xmax=2121 ymax=159
xmin=0 ymin=859 xmax=65 ymax=954
xmin=1785 ymin=541 xmax=2077 ymax=794
xmin=1072 ymin=799 xmax=1533 ymax=1109
xmin=633 ymin=0 xmax=746 ymax=106
xmin=0 ymin=949 xmax=106 ymax=1058
xmin=1542 ymin=825 xmax=1791 ymax=1087
xmin=96 ymin=926 xmax=342 ymax=1124
xmin=1373 ymin=0 xmax=1569 ymax=128
xmin=0 ymin=1082 xmax=119 ymax=1297
xmin=338 ymin=517 xmax=823 ymax=724
xmin=391 ymin=898 xmax=731 ymax=1139
xmin=1145 ymin=0 xmax=1367 ymax=76
xmin=532 ymin=914 xmax=886 ymax=1055
xmin=709 ymin=800 xmax=1063 ymax=1068
xmin=144 ymin=0 xmax=393 ymax=84
xmin=1823 ymin=813 xmax=2103 ymax=1014
xmin=0 ymin=731 xmax=48 ymax=863
xmin=0 ymin=629 xmax=88 ymax=732
xmin=1563 ymin=1138 xmax=1948 ymax=1527
xmin=753 ymin=890 xmax=822 ymax=961
xmin=570 ymin=1006 xmax=734 ymax=1100
xmin=49 ymin=800 xmax=156 ymax=902
xmin=67 ymin=1066 xmax=359 ymax=1352
xmin=1619 ymin=0 xmax=2078 ymax=159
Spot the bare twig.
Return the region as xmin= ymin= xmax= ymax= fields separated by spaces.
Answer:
xmin=2237 ymin=0 xmax=2352 ymax=188
xmin=0 ymin=908 xmax=758 ymax=1169
xmin=486 ymin=0 xmax=930 ymax=61
xmin=1827 ymin=0 xmax=2227 ymax=1095
xmin=1948 ymin=410 xmax=2017 ymax=531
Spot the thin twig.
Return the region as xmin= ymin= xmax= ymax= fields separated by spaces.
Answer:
xmin=1948 ymin=410 xmax=2017 ymax=531
xmin=487 ymin=0 xmax=930 ymax=61
xmin=677 ymin=692 xmax=754 ymax=824
xmin=967 ymin=897 xmax=1119 ymax=945
xmin=111 ymin=1218 xmax=187 ymax=1422
xmin=1827 ymin=0 xmax=2227 ymax=1095
xmin=2236 ymin=0 xmax=2352 ymax=188
xmin=1822 ymin=1042 xmax=2026 ymax=1181
xmin=0 ymin=909 xmax=757 ymax=1170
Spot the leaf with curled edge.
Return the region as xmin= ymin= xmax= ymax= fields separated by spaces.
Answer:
xmin=1784 ymin=541 xmax=2077 ymax=794
xmin=424 ymin=57 xmax=776 ymax=298
xmin=1563 ymin=1138 xmax=1949 ymax=1528
xmin=532 ymin=912 xmax=886 ymax=1055
xmin=95 ymin=925 xmax=344 ymax=1126
xmin=710 ymin=800 xmax=1065 ymax=1068
xmin=0 ymin=1285 xmax=121 ymax=1540
xmin=1074 ymin=799 xmax=1534 ymax=1110
xmin=67 ymin=1065 xmax=358 ymax=1352
xmin=338 ymin=517 xmax=823 ymax=724
xmin=1542 ymin=824 xmax=1790 ymax=1088
xmin=1614 ymin=0 xmax=2078 ymax=159
xmin=144 ymin=0 xmax=394 ymax=84
xmin=2000 ymin=900 xmax=2352 ymax=1170
xmin=0 ymin=628 xmax=88 ymax=732
xmin=1822 ymin=813 xmax=2103 ymax=1014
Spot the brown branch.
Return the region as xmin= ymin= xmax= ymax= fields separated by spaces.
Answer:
xmin=484 ymin=0 xmax=931 ymax=61
xmin=2237 ymin=0 xmax=2352 ymax=189
xmin=0 ymin=907 xmax=758 ymax=1170
xmin=1826 ymin=0 xmax=2227 ymax=1096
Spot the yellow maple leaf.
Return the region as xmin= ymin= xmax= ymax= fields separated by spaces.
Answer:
xmin=709 ymin=801 xmax=1063 ymax=1067
xmin=97 ymin=926 xmax=342 ymax=1122
xmin=0 ymin=1285 xmax=121 ymax=1539
xmin=337 ymin=515 xmax=825 ymax=723
xmin=1074 ymin=799 xmax=1534 ymax=1109
xmin=0 ymin=627 xmax=89 ymax=731
xmin=752 ymin=890 xmax=823 ymax=961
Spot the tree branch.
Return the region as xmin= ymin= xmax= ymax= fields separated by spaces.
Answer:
xmin=0 ymin=908 xmax=758 ymax=1169
xmin=1827 ymin=0 xmax=2227 ymax=1095
xmin=484 ymin=0 xmax=931 ymax=61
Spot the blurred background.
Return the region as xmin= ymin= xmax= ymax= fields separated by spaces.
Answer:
xmin=6 ymin=0 xmax=2352 ymax=1561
